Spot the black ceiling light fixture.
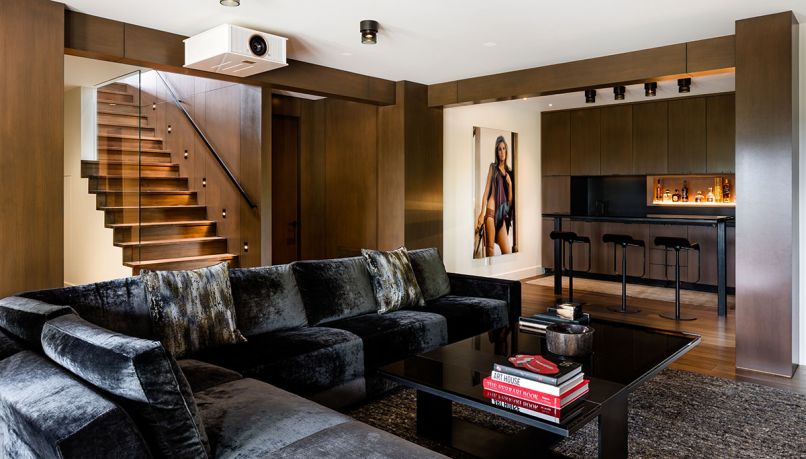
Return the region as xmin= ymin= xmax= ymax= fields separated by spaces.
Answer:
xmin=360 ymin=20 xmax=379 ymax=44
xmin=645 ymin=82 xmax=658 ymax=97
xmin=584 ymin=89 xmax=596 ymax=103
xmin=219 ymin=0 xmax=240 ymax=6
xmin=678 ymin=77 xmax=692 ymax=93
xmin=613 ymin=86 xmax=626 ymax=100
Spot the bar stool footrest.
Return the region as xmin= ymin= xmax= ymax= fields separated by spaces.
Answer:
xmin=659 ymin=312 xmax=697 ymax=321
xmin=607 ymin=306 xmax=641 ymax=314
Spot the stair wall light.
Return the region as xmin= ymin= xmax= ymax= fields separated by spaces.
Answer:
xmin=184 ymin=150 xmax=188 ymax=159
xmin=152 ymin=102 xmax=156 ymax=110
xmin=202 ymin=178 xmax=207 ymax=187
xmin=243 ymin=242 xmax=249 ymax=252
xmin=222 ymin=209 xmax=227 ymax=218
xmin=168 ymin=125 xmax=172 ymax=134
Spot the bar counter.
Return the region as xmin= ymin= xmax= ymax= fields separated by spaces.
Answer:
xmin=543 ymin=213 xmax=734 ymax=316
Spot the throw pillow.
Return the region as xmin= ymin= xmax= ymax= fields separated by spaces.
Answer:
xmin=41 ymin=314 xmax=210 ymax=458
xmin=361 ymin=247 xmax=425 ymax=314
xmin=141 ymin=262 xmax=246 ymax=358
xmin=407 ymin=248 xmax=452 ymax=301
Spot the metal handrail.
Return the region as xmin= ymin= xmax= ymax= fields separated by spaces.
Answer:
xmin=154 ymin=71 xmax=257 ymax=209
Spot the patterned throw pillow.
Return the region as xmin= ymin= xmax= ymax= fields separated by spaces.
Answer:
xmin=361 ymin=247 xmax=426 ymax=314
xmin=142 ymin=262 xmax=246 ymax=358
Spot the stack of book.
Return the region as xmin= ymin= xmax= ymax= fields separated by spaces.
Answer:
xmin=519 ymin=310 xmax=591 ymax=333
xmin=482 ymin=355 xmax=588 ymax=423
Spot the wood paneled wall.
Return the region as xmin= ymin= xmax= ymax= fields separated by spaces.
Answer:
xmin=735 ymin=12 xmax=799 ymax=376
xmin=139 ymin=72 xmax=263 ymax=267
xmin=0 ymin=0 xmax=64 ymax=296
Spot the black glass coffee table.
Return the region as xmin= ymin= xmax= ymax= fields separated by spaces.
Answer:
xmin=379 ymin=318 xmax=700 ymax=459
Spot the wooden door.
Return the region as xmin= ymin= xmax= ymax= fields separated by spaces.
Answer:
xmin=668 ymin=98 xmax=707 ymax=174
xmin=706 ymin=94 xmax=736 ymax=173
xmin=570 ymin=109 xmax=601 ymax=176
xmin=541 ymin=111 xmax=570 ymax=175
xmin=272 ymin=115 xmax=300 ymax=264
xmin=632 ymin=101 xmax=668 ymax=174
xmin=600 ymin=105 xmax=633 ymax=175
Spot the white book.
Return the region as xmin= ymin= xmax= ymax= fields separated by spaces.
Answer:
xmin=491 ymin=370 xmax=584 ymax=396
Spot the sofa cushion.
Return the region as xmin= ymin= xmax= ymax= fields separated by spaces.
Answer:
xmin=0 ymin=328 xmax=24 ymax=362
xmin=326 ymin=310 xmax=448 ymax=368
xmin=41 ymin=314 xmax=209 ymax=458
xmin=142 ymin=262 xmax=246 ymax=358
xmin=293 ymin=257 xmax=378 ymax=325
xmin=362 ymin=247 xmax=425 ymax=314
xmin=407 ymin=248 xmax=451 ymax=301
xmin=0 ymin=351 xmax=151 ymax=459
xmin=178 ymin=359 xmax=243 ymax=393
xmin=0 ymin=296 xmax=75 ymax=347
xmin=194 ymin=378 xmax=353 ymax=458
xmin=195 ymin=326 xmax=364 ymax=395
xmin=423 ymin=295 xmax=509 ymax=342
xmin=20 ymin=276 xmax=152 ymax=339
xmin=229 ymin=265 xmax=308 ymax=335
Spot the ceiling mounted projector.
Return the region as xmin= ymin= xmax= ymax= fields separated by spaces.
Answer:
xmin=184 ymin=24 xmax=288 ymax=77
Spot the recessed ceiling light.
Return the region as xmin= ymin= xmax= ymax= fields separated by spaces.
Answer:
xmin=360 ymin=20 xmax=379 ymax=44
xmin=341 ymin=52 xmax=353 ymax=56
xmin=548 ymin=103 xmax=553 ymax=107
xmin=483 ymin=42 xmax=497 ymax=47
xmin=220 ymin=0 xmax=240 ymax=6
xmin=522 ymin=97 xmax=527 ymax=101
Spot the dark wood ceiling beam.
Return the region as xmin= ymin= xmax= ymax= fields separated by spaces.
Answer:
xmin=64 ymin=11 xmax=396 ymax=105
xmin=428 ymin=36 xmax=735 ymax=107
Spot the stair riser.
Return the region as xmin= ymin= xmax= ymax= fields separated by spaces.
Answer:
xmin=122 ymin=239 xmax=228 ymax=262
xmin=89 ymin=177 xmax=189 ymax=192
xmin=98 ymin=92 xmax=135 ymax=103
xmin=131 ymin=258 xmax=236 ymax=275
xmin=82 ymin=163 xmax=179 ymax=178
xmin=114 ymin=223 xmax=216 ymax=243
xmin=104 ymin=206 xmax=207 ymax=225
xmin=96 ymin=103 xmax=142 ymax=115
xmin=98 ymin=137 xmax=163 ymax=150
xmin=98 ymin=125 xmax=156 ymax=137
xmin=98 ymin=151 xmax=172 ymax=163
xmin=98 ymin=113 xmax=149 ymax=127
xmin=97 ymin=193 xmax=197 ymax=207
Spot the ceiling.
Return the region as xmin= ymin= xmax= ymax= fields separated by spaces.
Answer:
xmin=64 ymin=55 xmax=143 ymax=90
xmin=64 ymin=1 xmax=803 ymax=85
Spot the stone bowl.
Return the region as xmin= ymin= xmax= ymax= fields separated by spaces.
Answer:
xmin=545 ymin=323 xmax=594 ymax=357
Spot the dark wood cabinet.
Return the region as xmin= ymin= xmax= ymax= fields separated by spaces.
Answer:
xmin=541 ymin=111 xmax=571 ymax=176
xmin=632 ymin=101 xmax=668 ymax=174
xmin=541 ymin=176 xmax=570 ymax=213
xmin=706 ymin=94 xmax=735 ymax=173
xmin=541 ymin=217 xmax=555 ymax=270
xmin=668 ymin=98 xmax=707 ymax=174
xmin=600 ymin=105 xmax=633 ymax=175
xmin=570 ymin=109 xmax=601 ymax=176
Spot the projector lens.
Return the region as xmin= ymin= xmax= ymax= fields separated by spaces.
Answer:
xmin=249 ymin=35 xmax=268 ymax=57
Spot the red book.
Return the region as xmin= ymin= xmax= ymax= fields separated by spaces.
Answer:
xmin=482 ymin=376 xmax=589 ymax=409
xmin=484 ymin=390 xmax=587 ymax=423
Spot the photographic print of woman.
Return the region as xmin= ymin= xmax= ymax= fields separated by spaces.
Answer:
xmin=474 ymin=127 xmax=517 ymax=259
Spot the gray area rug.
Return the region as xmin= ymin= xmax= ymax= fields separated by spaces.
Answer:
xmin=347 ymin=369 xmax=806 ymax=458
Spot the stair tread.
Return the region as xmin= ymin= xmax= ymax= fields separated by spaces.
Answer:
xmin=99 ymin=205 xmax=205 ymax=210
xmin=97 ymin=110 xmax=147 ymax=117
xmin=83 ymin=160 xmax=178 ymax=167
xmin=96 ymin=100 xmax=139 ymax=107
xmin=98 ymin=88 xmax=131 ymax=96
xmin=107 ymin=220 xmax=216 ymax=228
xmin=98 ymin=148 xmax=171 ymax=153
xmin=115 ymin=236 xmax=226 ymax=248
xmin=98 ymin=133 xmax=163 ymax=141
xmin=92 ymin=190 xmax=195 ymax=195
xmin=98 ymin=123 xmax=154 ymax=129
xmin=88 ymin=175 xmax=186 ymax=180
xmin=124 ymin=253 xmax=237 ymax=268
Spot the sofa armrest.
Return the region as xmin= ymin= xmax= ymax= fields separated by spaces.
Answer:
xmin=447 ymin=273 xmax=522 ymax=326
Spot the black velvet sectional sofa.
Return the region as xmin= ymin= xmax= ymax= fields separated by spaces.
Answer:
xmin=0 ymin=248 xmax=521 ymax=458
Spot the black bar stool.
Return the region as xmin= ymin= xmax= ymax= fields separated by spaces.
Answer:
xmin=549 ymin=231 xmax=591 ymax=305
xmin=602 ymin=234 xmax=646 ymax=314
xmin=654 ymin=236 xmax=701 ymax=321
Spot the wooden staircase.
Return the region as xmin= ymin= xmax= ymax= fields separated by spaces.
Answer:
xmin=83 ymin=82 xmax=237 ymax=274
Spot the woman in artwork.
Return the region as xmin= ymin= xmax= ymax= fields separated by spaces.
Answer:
xmin=476 ymin=135 xmax=514 ymax=257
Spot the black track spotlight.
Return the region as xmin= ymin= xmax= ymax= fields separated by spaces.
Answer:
xmin=645 ymin=82 xmax=658 ymax=97
xmin=613 ymin=86 xmax=626 ymax=100
xmin=360 ymin=20 xmax=379 ymax=44
xmin=678 ymin=77 xmax=691 ymax=93
xmin=584 ymin=89 xmax=596 ymax=103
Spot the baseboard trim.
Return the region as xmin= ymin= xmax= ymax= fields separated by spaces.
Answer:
xmin=491 ymin=266 xmax=544 ymax=280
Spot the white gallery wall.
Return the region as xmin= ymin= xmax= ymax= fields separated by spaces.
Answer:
xmin=443 ymin=101 xmax=541 ymax=279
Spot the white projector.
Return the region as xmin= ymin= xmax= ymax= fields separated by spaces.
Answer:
xmin=184 ymin=24 xmax=288 ymax=77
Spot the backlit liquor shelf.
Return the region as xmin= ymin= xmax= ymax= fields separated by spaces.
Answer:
xmin=647 ymin=175 xmax=735 ymax=208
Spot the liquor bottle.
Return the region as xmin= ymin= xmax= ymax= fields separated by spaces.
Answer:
xmin=695 ymin=191 xmax=704 ymax=202
xmin=663 ymin=189 xmax=672 ymax=202
xmin=713 ymin=178 xmax=723 ymax=202
xmin=672 ymin=189 xmax=681 ymax=202
xmin=707 ymin=187 xmax=715 ymax=202
xmin=655 ymin=179 xmax=663 ymax=202
xmin=681 ymin=181 xmax=689 ymax=202
xmin=722 ymin=178 xmax=731 ymax=203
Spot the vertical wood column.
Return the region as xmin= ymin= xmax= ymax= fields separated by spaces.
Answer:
xmin=260 ymin=86 xmax=273 ymax=265
xmin=735 ymin=12 xmax=799 ymax=376
xmin=0 ymin=0 xmax=64 ymax=296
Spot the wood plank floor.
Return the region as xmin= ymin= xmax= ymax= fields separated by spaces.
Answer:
xmin=522 ymin=276 xmax=806 ymax=395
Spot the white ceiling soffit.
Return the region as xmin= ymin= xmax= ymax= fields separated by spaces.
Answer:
xmin=63 ymin=1 xmax=804 ymax=84
xmin=64 ymin=55 xmax=144 ymax=90
xmin=272 ymin=90 xmax=326 ymax=100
